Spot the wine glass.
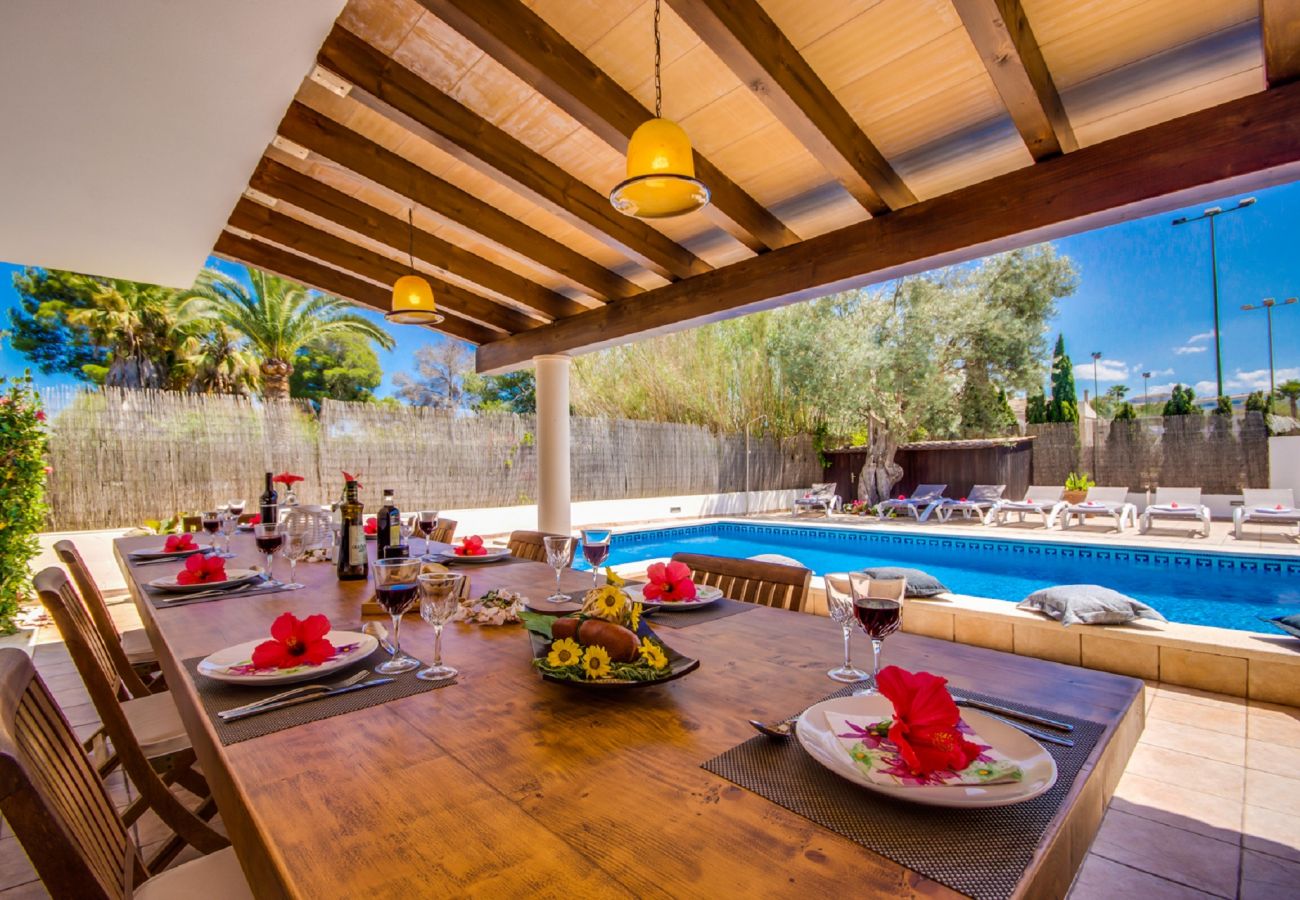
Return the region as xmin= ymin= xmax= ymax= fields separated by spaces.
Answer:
xmin=824 ymin=573 xmax=869 ymax=684
xmin=417 ymin=572 xmax=464 ymax=681
xmin=543 ymin=535 xmax=573 ymax=603
xmin=847 ymin=572 xmax=903 ymax=695
xmin=201 ymin=510 xmax=221 ymax=551
xmin=252 ymin=522 xmax=283 ymax=583
xmin=416 ymin=510 xmax=440 ymax=556
xmin=218 ymin=511 xmax=238 ymax=558
xmin=280 ymin=522 xmax=310 ymax=589
xmin=398 ymin=516 xmax=414 ymax=557
xmin=580 ymin=529 xmax=611 ymax=588
xmin=227 ymin=499 xmax=246 ymax=517
xmin=372 ymin=558 xmax=423 ymax=675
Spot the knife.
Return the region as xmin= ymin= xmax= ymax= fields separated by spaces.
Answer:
xmin=218 ymin=678 xmax=394 ymax=722
xmin=955 ymin=696 xmax=1074 ymax=732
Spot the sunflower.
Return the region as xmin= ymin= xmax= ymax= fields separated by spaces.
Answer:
xmin=584 ymin=587 xmax=626 ymax=621
xmin=546 ymin=638 xmax=583 ymax=669
xmin=639 ymin=641 xmax=668 ymax=670
xmin=629 ymin=602 xmax=642 ymax=632
xmin=581 ymin=645 xmax=612 ymax=679
xmin=604 ymin=567 xmax=625 ymax=588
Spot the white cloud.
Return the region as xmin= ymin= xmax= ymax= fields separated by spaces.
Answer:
xmin=1205 ymin=367 xmax=1300 ymax=395
xmin=1148 ymin=368 xmax=1175 ymax=378
xmin=1193 ymin=380 xmax=1218 ymax=397
xmin=1186 ymin=331 xmax=1215 ymax=344
xmin=1073 ymin=358 xmax=1130 ymax=382
xmin=1174 ymin=345 xmax=1208 ymax=355
xmin=1174 ymin=331 xmax=1215 ymax=355
xmin=1143 ymin=383 xmax=1179 ymax=398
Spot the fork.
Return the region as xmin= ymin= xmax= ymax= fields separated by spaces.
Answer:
xmin=218 ymin=670 xmax=369 ymax=719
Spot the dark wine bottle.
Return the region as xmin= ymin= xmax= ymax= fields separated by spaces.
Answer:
xmin=376 ymin=488 xmax=402 ymax=560
xmin=337 ymin=480 xmax=368 ymax=581
xmin=259 ymin=472 xmax=278 ymax=525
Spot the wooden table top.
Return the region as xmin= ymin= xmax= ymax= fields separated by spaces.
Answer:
xmin=115 ymin=533 xmax=1143 ymax=899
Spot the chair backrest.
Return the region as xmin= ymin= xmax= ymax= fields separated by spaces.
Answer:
xmin=967 ymin=484 xmax=1005 ymax=502
xmin=1243 ymin=488 xmax=1296 ymax=509
xmin=1022 ymin=485 xmax=1064 ymax=502
xmin=35 ymin=564 xmax=148 ymax=701
xmin=507 ymin=530 xmax=574 ymax=565
xmin=0 ymin=648 xmax=142 ymax=899
xmin=432 ymin=518 xmax=458 ymax=545
xmin=671 ymin=552 xmax=811 ymax=612
xmin=1083 ymin=486 xmax=1130 ymax=505
xmin=807 ymin=483 xmax=836 ymax=497
xmin=912 ymin=484 xmax=947 ymax=501
xmin=53 ymin=540 xmax=121 ymax=644
xmin=1154 ymin=487 xmax=1202 ymax=506
xmin=179 ymin=516 xmax=202 ymax=533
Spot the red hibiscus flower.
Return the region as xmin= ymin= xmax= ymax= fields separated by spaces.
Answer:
xmin=164 ymin=533 xmax=197 ymax=553
xmin=273 ymin=472 xmax=304 ymax=489
xmin=341 ymin=469 xmax=363 ymax=489
xmin=643 ymin=561 xmax=697 ymax=602
xmin=251 ymin=613 xmax=336 ymax=670
xmin=245 ymin=513 xmax=261 ymax=526
xmin=1170 ymin=501 xmax=1179 ymax=508
xmin=876 ymin=666 xmax=981 ymax=777
xmin=363 ymin=517 xmax=377 ymax=535
xmin=897 ymin=494 xmax=906 ymax=500
xmin=175 ymin=554 xmax=227 ymax=585
xmin=454 ymin=535 xmax=488 ymax=556
xmin=35 ymin=410 xmax=46 ymax=422
xmin=959 ymin=497 xmax=967 ymax=502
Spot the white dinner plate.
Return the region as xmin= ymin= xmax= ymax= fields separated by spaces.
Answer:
xmin=146 ymin=568 xmax=262 ymax=594
xmin=131 ymin=547 xmax=206 ymax=561
xmin=196 ymin=630 xmax=379 ymax=685
xmin=624 ymin=583 xmax=724 ymax=610
xmin=795 ymin=693 xmax=1058 ymax=808
xmin=431 ymin=549 xmax=511 ymax=565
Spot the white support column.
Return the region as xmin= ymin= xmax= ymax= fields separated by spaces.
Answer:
xmin=534 ymin=354 xmax=572 ymax=535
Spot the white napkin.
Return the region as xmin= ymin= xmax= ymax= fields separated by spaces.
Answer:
xmin=825 ymin=710 xmax=1024 ymax=787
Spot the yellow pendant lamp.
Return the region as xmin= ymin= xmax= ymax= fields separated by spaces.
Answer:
xmin=609 ymin=0 xmax=709 ymax=218
xmin=386 ymin=207 xmax=443 ymax=325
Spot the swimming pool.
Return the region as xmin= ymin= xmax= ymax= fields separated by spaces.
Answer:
xmin=575 ymin=521 xmax=1300 ymax=633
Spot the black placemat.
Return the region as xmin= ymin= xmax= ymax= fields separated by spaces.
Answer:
xmin=183 ymin=648 xmax=455 ymax=745
xmin=701 ymin=685 xmax=1105 ymax=900
xmin=646 ymin=596 xmax=758 ymax=628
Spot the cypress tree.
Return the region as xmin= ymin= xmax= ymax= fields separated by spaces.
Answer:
xmin=1047 ymin=333 xmax=1078 ymax=423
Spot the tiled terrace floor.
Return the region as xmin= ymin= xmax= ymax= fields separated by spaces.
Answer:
xmin=2 ymin=576 xmax=1298 ymax=897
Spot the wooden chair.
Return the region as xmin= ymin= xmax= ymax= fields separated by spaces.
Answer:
xmin=34 ymin=568 xmax=224 ymax=868
xmin=54 ymin=540 xmax=163 ymax=689
xmin=431 ymin=517 xmax=458 ymax=545
xmin=507 ymin=530 xmax=575 ymax=565
xmin=670 ymin=552 xmax=812 ymax=612
xmin=179 ymin=516 xmax=203 ymax=533
xmin=0 ymin=649 xmax=248 ymax=899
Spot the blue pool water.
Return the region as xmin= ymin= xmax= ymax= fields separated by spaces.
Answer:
xmin=575 ymin=521 xmax=1300 ymax=633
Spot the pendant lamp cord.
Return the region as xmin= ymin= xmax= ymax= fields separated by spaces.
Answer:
xmin=407 ymin=207 xmax=415 ymax=272
xmin=653 ymin=0 xmax=662 ymax=118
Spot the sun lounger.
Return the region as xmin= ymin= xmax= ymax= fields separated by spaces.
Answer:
xmin=875 ymin=484 xmax=947 ymax=522
xmin=792 ymin=482 xmax=840 ymax=516
xmin=1140 ymin=487 xmax=1211 ymax=537
xmin=1233 ymin=488 xmax=1300 ymax=540
xmin=935 ymin=484 xmax=1006 ymax=524
xmin=990 ymin=486 xmax=1065 ymax=527
xmin=1050 ymin=486 xmax=1137 ymax=531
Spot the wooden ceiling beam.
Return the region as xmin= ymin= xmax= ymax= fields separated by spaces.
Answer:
xmin=951 ymin=0 xmax=1077 ymax=160
xmin=214 ymin=231 xmax=499 ymax=345
xmin=248 ymin=153 xmax=585 ymax=321
xmin=277 ymin=102 xmax=640 ymax=302
xmin=418 ymin=0 xmax=799 ymax=253
xmin=317 ymin=25 xmax=709 ymax=281
xmin=664 ymin=0 xmax=915 ymax=215
xmin=477 ymin=80 xmax=1300 ymax=372
xmin=227 ymin=198 xmax=541 ymax=335
xmin=1262 ymin=0 xmax=1300 ymax=87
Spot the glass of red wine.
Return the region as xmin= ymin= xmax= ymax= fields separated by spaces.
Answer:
xmin=416 ymin=510 xmax=439 ymax=556
xmin=252 ymin=523 xmax=283 ymax=583
xmin=372 ymin=558 xmax=424 ymax=675
xmin=848 ymin=572 xmax=903 ymax=695
xmin=580 ymin=529 xmax=611 ymax=588
xmin=201 ymin=510 xmax=221 ymax=551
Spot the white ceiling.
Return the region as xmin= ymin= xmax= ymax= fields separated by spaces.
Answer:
xmin=0 ymin=0 xmax=347 ymax=287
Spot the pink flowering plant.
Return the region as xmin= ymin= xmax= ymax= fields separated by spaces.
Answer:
xmin=0 ymin=373 xmax=49 ymax=633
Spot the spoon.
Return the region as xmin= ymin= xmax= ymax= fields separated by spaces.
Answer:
xmin=749 ymin=717 xmax=797 ymax=738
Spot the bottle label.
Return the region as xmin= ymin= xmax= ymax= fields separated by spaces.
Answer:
xmin=389 ymin=525 xmax=401 ymax=545
xmin=349 ymin=529 xmax=366 ymax=567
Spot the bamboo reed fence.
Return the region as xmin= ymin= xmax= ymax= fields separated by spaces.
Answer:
xmin=38 ymin=387 xmax=820 ymax=530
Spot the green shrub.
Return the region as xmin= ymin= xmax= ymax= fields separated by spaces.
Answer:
xmin=0 ymin=373 xmax=48 ymax=633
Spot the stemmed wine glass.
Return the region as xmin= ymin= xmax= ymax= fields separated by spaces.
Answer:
xmin=227 ymin=499 xmax=246 ymax=518
xmin=543 ymin=535 xmax=573 ymax=603
xmin=847 ymin=572 xmax=904 ymax=695
xmin=415 ymin=510 xmax=439 ymax=556
xmin=201 ymin=510 xmax=221 ymax=551
xmin=252 ymin=523 xmax=283 ymax=584
xmin=417 ymin=572 xmax=464 ymax=681
xmin=372 ymin=558 xmax=423 ymax=675
xmin=824 ymin=573 xmax=869 ymax=684
xmin=580 ymin=529 xmax=611 ymax=588
xmin=280 ymin=521 xmax=310 ymax=589
xmin=218 ymin=510 xmax=238 ymax=558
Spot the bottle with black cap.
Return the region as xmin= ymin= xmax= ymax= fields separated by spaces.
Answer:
xmin=376 ymin=488 xmax=404 ymax=559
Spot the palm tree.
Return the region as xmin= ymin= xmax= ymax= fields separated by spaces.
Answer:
xmin=184 ymin=268 xmax=394 ymax=400
xmin=67 ymin=277 xmax=182 ymax=388
xmin=1278 ymin=379 xmax=1300 ymax=419
xmin=174 ymin=318 xmax=259 ymax=396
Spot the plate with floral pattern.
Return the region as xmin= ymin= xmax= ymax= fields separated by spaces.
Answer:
xmin=197 ymin=631 xmax=378 ymax=686
xmin=796 ymin=693 xmax=1057 ymax=808
xmin=624 ymin=583 xmax=723 ymax=610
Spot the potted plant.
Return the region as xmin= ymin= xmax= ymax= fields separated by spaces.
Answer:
xmin=1063 ymin=472 xmax=1095 ymax=505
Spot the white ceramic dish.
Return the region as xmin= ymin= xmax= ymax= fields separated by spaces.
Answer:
xmin=624 ymin=583 xmax=724 ymax=610
xmin=795 ymin=693 xmax=1058 ymax=808
xmin=196 ymin=631 xmax=379 ymax=685
xmin=431 ymin=549 xmax=511 ymax=565
xmin=131 ymin=547 xmax=206 ymax=561
xmin=146 ymin=568 xmax=262 ymax=594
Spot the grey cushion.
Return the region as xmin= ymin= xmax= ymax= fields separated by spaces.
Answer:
xmin=1018 ymin=585 xmax=1167 ymax=627
xmin=1261 ymin=613 xmax=1300 ymax=640
xmin=858 ymin=567 xmax=949 ymax=598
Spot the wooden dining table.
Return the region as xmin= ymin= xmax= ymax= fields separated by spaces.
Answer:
xmin=115 ymin=532 xmax=1144 ymax=899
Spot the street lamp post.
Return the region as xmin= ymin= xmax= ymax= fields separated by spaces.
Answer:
xmin=1090 ymin=352 xmax=1102 ymax=475
xmin=1172 ymin=197 xmax=1257 ymax=399
xmin=1240 ymin=297 xmax=1298 ymax=400
xmin=1142 ymin=371 xmax=1151 ymax=412
xmin=1090 ymin=352 xmax=1102 ymax=408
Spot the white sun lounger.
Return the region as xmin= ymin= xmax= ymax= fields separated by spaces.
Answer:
xmin=1233 ymin=488 xmax=1300 ymax=540
xmin=1140 ymin=487 xmax=1211 ymax=537
xmin=875 ymin=484 xmax=947 ymax=522
xmin=990 ymin=486 xmax=1065 ymax=527
xmin=793 ymin=482 xmax=841 ymax=516
xmin=935 ymin=484 xmax=1006 ymax=524
xmin=1050 ymin=486 xmax=1137 ymax=531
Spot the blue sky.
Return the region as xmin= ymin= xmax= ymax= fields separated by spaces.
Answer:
xmin=2 ymin=179 xmax=1298 ymax=401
